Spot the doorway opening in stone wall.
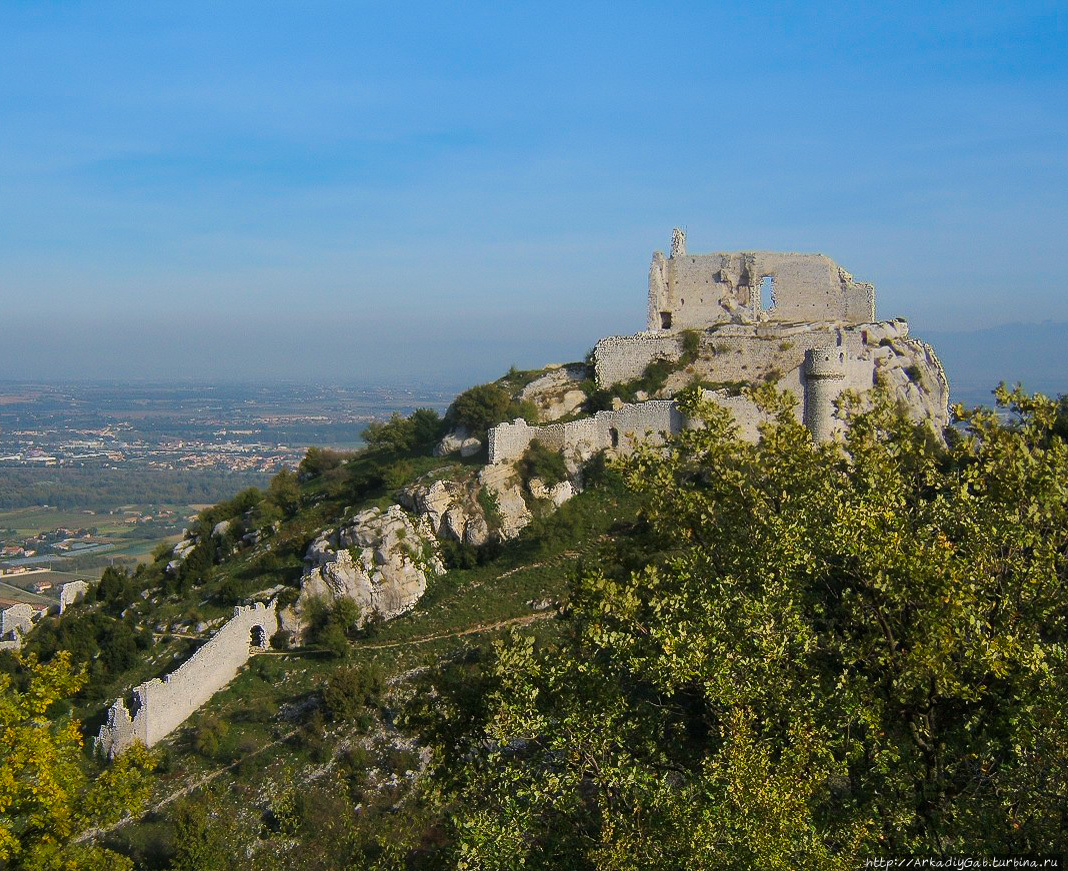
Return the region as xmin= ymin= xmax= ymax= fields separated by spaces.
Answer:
xmin=251 ymin=625 xmax=266 ymax=649
xmin=759 ymin=275 xmax=774 ymax=312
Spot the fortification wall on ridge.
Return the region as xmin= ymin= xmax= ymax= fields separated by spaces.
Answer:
xmin=1 ymin=603 xmax=34 ymax=639
xmin=593 ymin=321 xmax=888 ymax=390
xmin=59 ymin=581 xmax=88 ymax=613
xmin=488 ymin=400 xmax=682 ymax=465
xmin=96 ymin=601 xmax=277 ymax=757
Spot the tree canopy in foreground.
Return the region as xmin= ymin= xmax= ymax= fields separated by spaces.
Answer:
xmin=0 ymin=652 xmax=153 ymax=870
xmin=420 ymin=385 xmax=1068 ymax=869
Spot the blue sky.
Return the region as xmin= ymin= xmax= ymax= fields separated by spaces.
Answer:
xmin=0 ymin=1 xmax=1064 ymax=385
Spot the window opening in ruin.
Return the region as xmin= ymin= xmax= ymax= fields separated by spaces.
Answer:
xmin=759 ymin=275 xmax=773 ymax=311
xmin=609 ymin=427 xmax=619 ymax=448
xmin=251 ymin=626 xmax=266 ymax=648
xmin=660 ymin=311 xmax=672 ymax=329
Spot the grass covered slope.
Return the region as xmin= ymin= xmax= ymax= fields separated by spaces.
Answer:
xmin=8 ymin=378 xmax=1068 ymax=868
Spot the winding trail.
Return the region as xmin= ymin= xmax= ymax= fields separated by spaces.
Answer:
xmin=360 ymin=610 xmax=555 ymax=650
xmin=76 ymin=608 xmax=556 ymax=843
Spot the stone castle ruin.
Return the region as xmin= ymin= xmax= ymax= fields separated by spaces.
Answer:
xmin=96 ymin=602 xmax=277 ymax=757
xmin=488 ymin=229 xmax=948 ymax=464
xmin=93 ymin=230 xmax=950 ymax=759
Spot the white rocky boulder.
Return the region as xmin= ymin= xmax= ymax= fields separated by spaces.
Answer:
xmin=459 ymin=437 xmax=483 ymax=458
xmin=478 ymin=463 xmax=531 ymax=540
xmin=529 ymin=477 xmax=574 ymax=507
xmin=519 ymin=364 xmax=588 ymax=422
xmin=434 ymin=427 xmax=470 ymax=457
xmin=293 ymin=505 xmax=443 ymax=636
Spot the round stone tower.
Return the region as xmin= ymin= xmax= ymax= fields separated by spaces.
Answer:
xmin=804 ymin=346 xmax=846 ymax=442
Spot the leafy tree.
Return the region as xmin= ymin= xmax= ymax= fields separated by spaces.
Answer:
xmin=297 ymin=447 xmax=346 ymax=482
xmin=364 ymin=408 xmax=446 ymax=455
xmin=267 ymin=467 xmax=302 ymax=518
xmin=192 ymin=714 xmax=229 ymax=759
xmin=422 ymin=385 xmax=1068 ymax=867
xmin=169 ymin=795 xmax=234 ymax=871
xmin=447 ymin=383 xmax=537 ymax=439
xmin=0 ymin=652 xmax=153 ymax=870
xmin=94 ymin=565 xmax=135 ymax=614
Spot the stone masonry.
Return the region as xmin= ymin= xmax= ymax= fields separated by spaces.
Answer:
xmin=647 ymin=230 xmax=875 ymax=330
xmin=96 ymin=601 xmax=278 ymax=757
xmin=489 ymin=231 xmax=949 ymax=459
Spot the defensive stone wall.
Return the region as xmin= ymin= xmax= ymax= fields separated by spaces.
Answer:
xmin=488 ymin=400 xmax=682 ymax=465
xmin=59 ymin=580 xmax=88 ymax=614
xmin=0 ymin=603 xmax=35 ymax=649
xmin=593 ymin=320 xmax=889 ymax=390
xmin=96 ymin=601 xmax=277 ymax=757
xmin=1 ymin=602 xmax=34 ymax=639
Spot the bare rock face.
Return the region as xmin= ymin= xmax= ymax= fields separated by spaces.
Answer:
xmin=478 ymin=463 xmax=532 ymax=540
xmin=396 ymin=478 xmax=465 ymax=536
xmin=459 ymin=437 xmax=483 ymax=458
xmin=166 ymin=535 xmax=198 ymax=575
xmin=529 ymin=477 xmax=574 ymax=507
xmin=871 ymin=335 xmax=950 ymax=429
xmin=397 ymin=472 xmax=508 ymax=546
xmin=434 ymin=427 xmax=470 ymax=457
xmin=292 ymin=505 xmax=443 ymax=637
xmin=463 ymin=513 xmax=490 ymax=547
xmin=519 ymin=364 xmax=589 ymax=422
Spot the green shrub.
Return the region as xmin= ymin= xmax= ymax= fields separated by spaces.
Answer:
xmin=298 ymin=447 xmax=346 ymax=481
xmin=680 ymin=329 xmax=701 ymax=360
xmin=447 ymin=383 xmax=538 ymax=438
xmin=323 ymin=663 xmax=385 ymax=728
xmin=192 ymin=714 xmax=229 ymax=759
xmin=518 ymin=439 xmax=568 ymax=488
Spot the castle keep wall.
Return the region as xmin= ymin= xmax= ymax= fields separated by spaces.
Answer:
xmin=0 ymin=603 xmax=35 ymax=649
xmin=59 ymin=580 xmax=88 ymax=613
xmin=646 ymin=233 xmax=876 ymax=331
xmin=96 ymin=601 xmax=277 ymax=757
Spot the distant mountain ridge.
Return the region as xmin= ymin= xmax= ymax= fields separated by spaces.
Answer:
xmin=921 ymin=321 xmax=1068 ymax=405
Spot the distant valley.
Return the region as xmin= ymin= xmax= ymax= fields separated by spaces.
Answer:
xmin=924 ymin=321 xmax=1068 ymax=406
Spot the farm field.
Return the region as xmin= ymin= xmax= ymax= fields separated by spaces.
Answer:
xmin=0 ymin=503 xmax=195 ymax=592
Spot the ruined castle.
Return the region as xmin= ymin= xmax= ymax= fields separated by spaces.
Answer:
xmin=487 ymin=230 xmax=948 ymax=464
xmin=94 ymin=231 xmax=949 ymax=758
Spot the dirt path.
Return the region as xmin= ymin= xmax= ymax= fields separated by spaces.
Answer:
xmin=74 ymin=726 xmax=300 ymax=844
xmin=77 ymin=609 xmax=556 ymax=843
xmin=359 ymin=609 xmax=555 ymax=650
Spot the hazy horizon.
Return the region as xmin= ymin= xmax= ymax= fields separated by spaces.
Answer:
xmin=1 ymin=2 xmax=1064 ymax=386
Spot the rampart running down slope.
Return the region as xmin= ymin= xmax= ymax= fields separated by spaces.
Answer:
xmin=96 ymin=601 xmax=277 ymax=757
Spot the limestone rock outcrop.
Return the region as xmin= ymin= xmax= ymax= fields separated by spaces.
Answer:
xmin=434 ymin=427 xmax=470 ymax=457
xmin=165 ymin=534 xmax=198 ymax=575
xmin=397 ymin=474 xmax=503 ymax=545
xmin=519 ymin=364 xmax=588 ymax=422
xmin=291 ymin=504 xmax=442 ymax=636
xmin=477 ymin=464 xmax=532 ymax=540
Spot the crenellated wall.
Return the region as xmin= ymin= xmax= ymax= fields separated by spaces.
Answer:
xmin=96 ymin=601 xmax=277 ymax=757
